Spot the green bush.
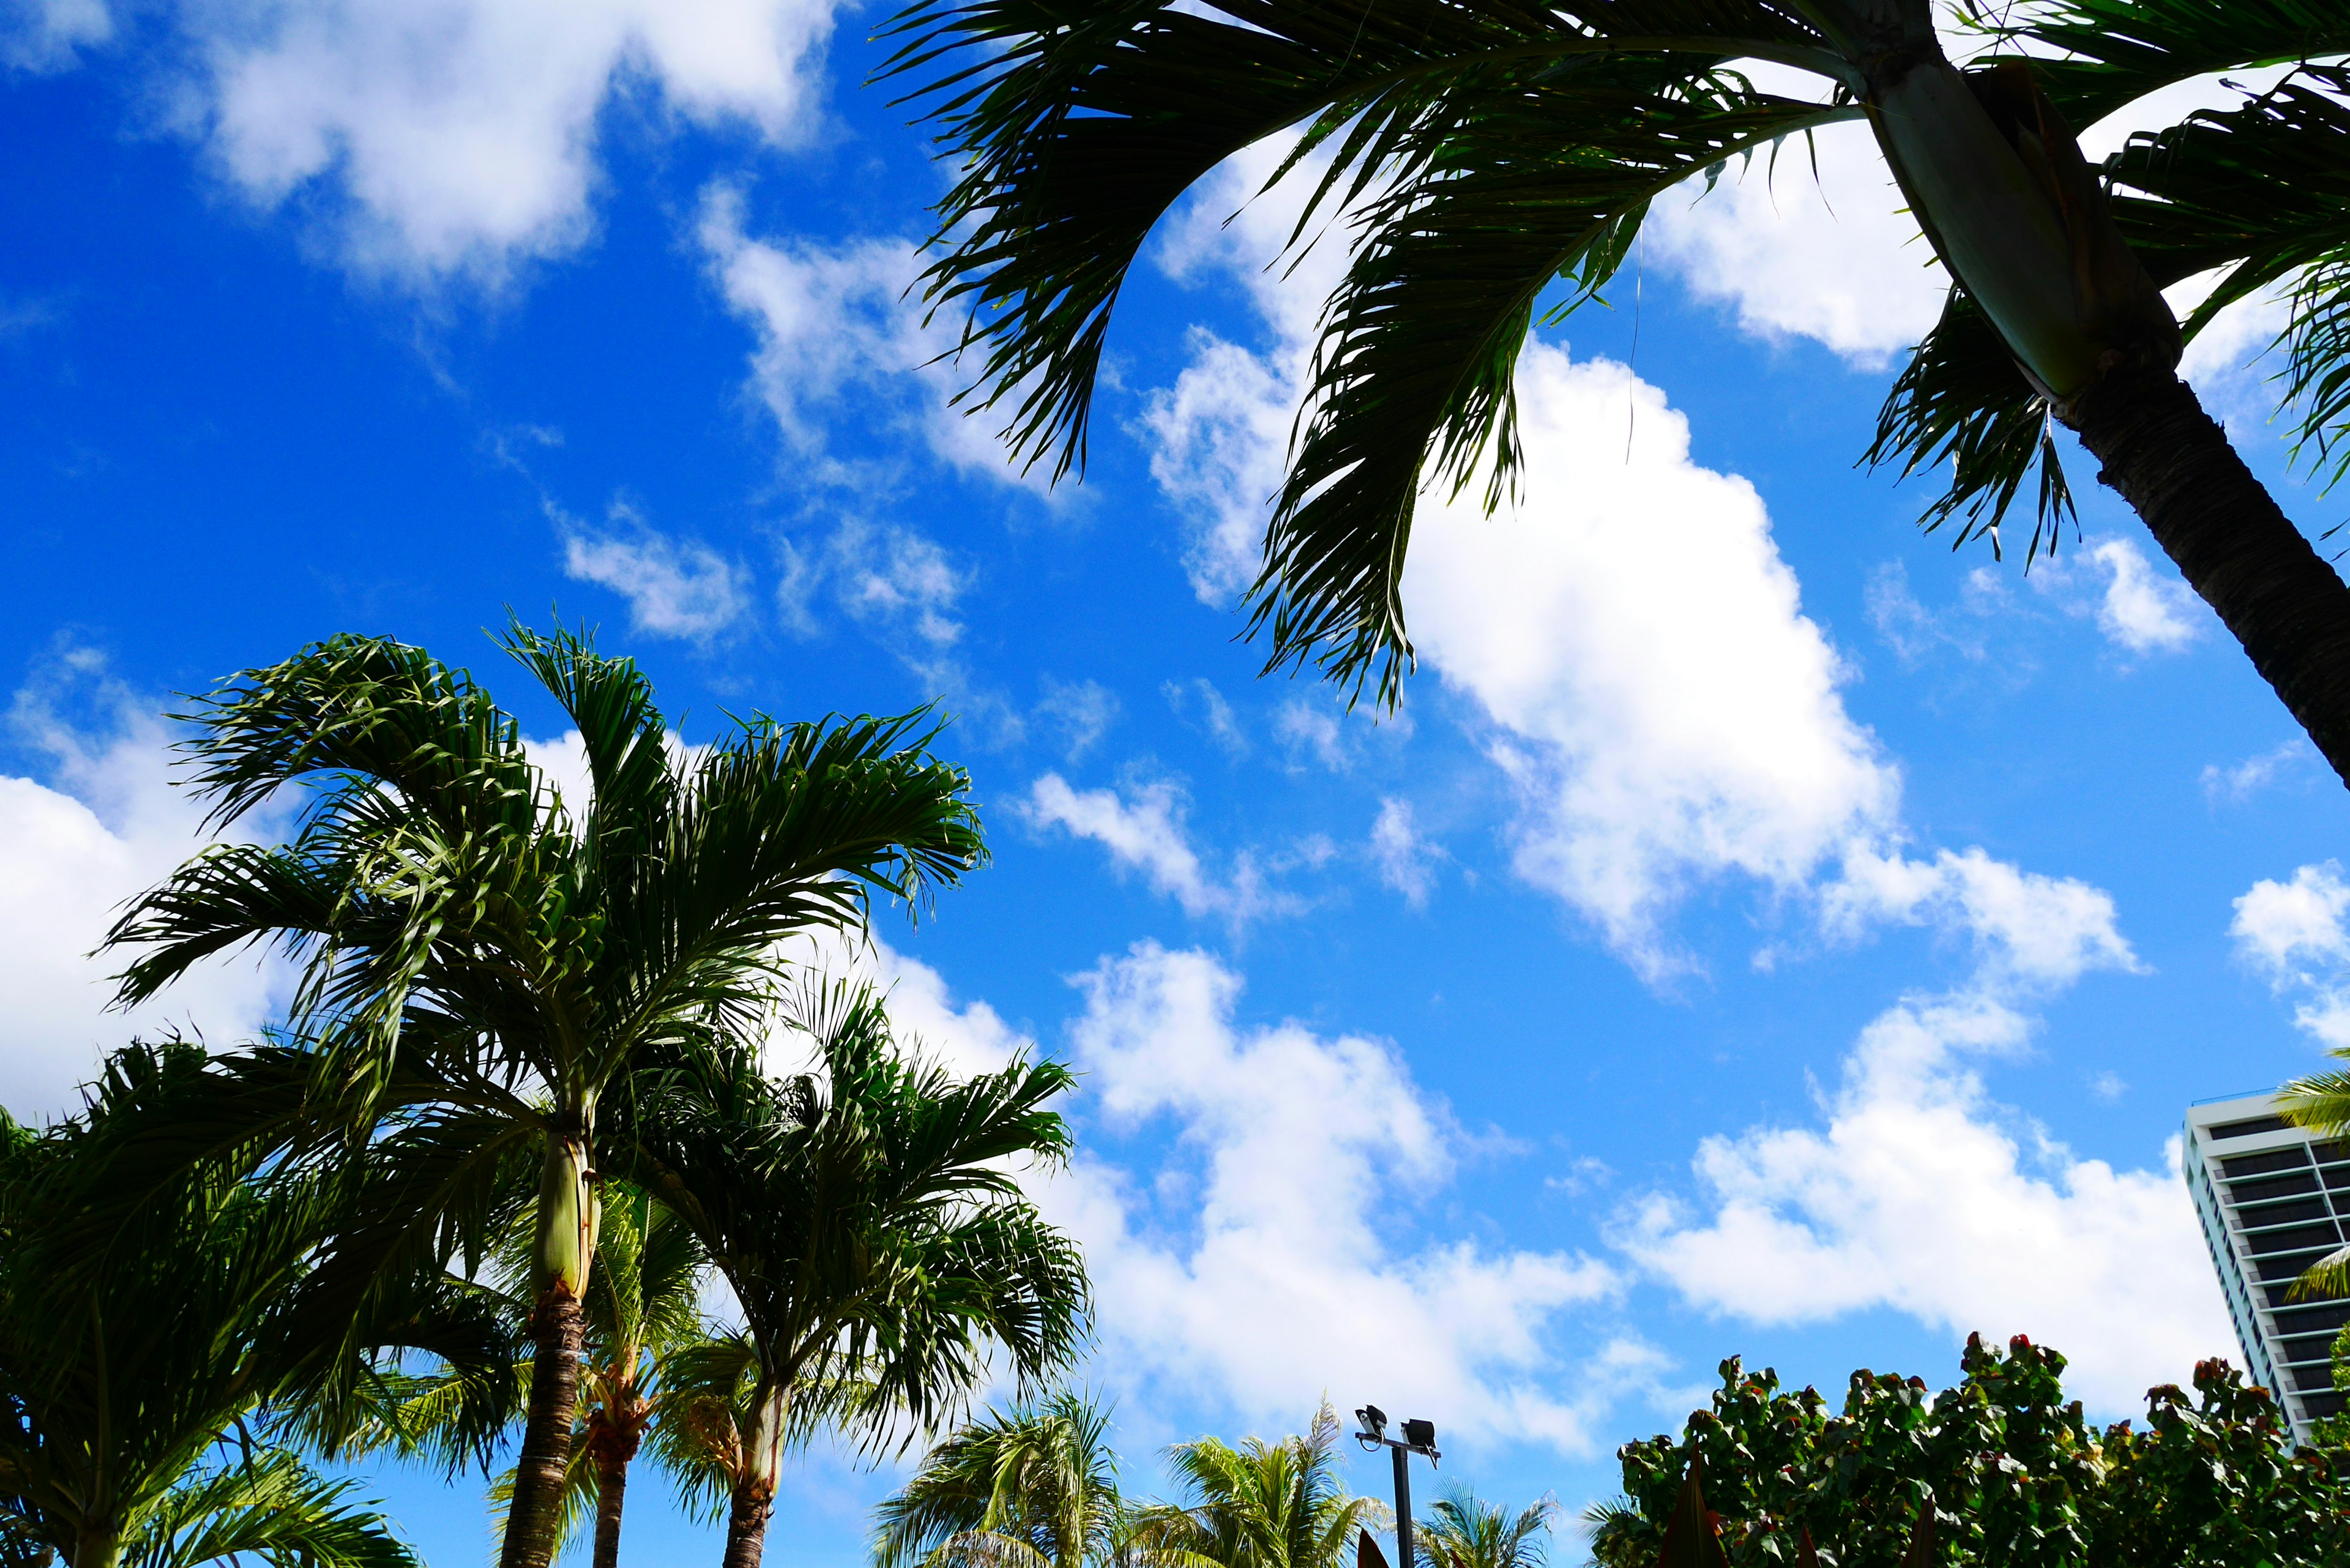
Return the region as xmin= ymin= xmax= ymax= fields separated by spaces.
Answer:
xmin=1589 ymin=1335 xmax=2350 ymax=1567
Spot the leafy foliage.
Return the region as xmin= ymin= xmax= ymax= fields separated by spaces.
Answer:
xmin=885 ymin=1 xmax=1849 ymax=705
xmin=1873 ymin=12 xmax=2350 ymax=545
xmin=1587 ymin=1335 xmax=2350 ymax=1568
xmin=871 ymin=1389 xmax=1133 ymax=1568
xmin=1412 ymin=1487 xmax=1553 ymax=1568
xmin=0 ymin=1043 xmax=448 ymax=1568
xmin=1127 ymin=1401 xmax=1380 ymax=1568
xmin=616 ymin=977 xmax=1089 ymax=1542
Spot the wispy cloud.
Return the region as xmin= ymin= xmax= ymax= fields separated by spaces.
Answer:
xmin=1024 ymin=773 xmax=1302 ymax=928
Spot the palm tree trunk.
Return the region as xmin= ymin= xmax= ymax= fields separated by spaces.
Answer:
xmin=592 ymin=1444 xmax=632 ymax=1568
xmin=721 ymin=1485 xmax=774 ymax=1568
xmin=501 ymin=1127 xmax=602 ymax=1568
xmin=2065 ymin=368 xmax=2350 ymax=787
xmin=69 ymin=1527 xmax=121 ymax=1568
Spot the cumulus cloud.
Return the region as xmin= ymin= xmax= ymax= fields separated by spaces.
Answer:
xmin=0 ymin=652 xmax=289 ymax=1120
xmin=170 ymin=0 xmax=837 ymax=279
xmin=698 ymin=188 xmax=1038 ymax=489
xmin=1625 ymin=846 xmax=2227 ymax=1416
xmin=1142 ymin=142 xmax=1354 ymax=601
xmin=2080 ymin=537 xmax=2203 ymax=655
xmin=562 ymin=509 xmax=752 ymax=642
xmin=1406 ymin=342 xmax=1900 ymax=974
xmin=1140 ymin=145 xmax=1899 ymax=975
xmin=1644 ymin=116 xmax=1948 ymax=365
xmin=1047 ymin=943 xmax=1639 ymax=1451
xmin=1024 ymin=774 xmax=1300 ymax=928
xmin=2232 ymin=862 xmax=2350 ymax=1048
xmin=1822 ymin=845 xmax=2141 ymax=988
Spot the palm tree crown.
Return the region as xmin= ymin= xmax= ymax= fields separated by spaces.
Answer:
xmin=1414 ymin=1489 xmax=1554 ymax=1568
xmin=102 ymin=625 xmax=989 ymax=1568
xmin=1129 ymin=1403 xmax=1379 ymax=1568
xmin=872 ymin=1389 xmax=1132 ymax=1568
xmin=885 ymin=1 xmax=2350 ymax=783
xmin=617 ymin=979 xmax=1091 ymax=1568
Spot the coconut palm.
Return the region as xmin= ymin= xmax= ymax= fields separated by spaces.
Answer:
xmin=103 ymin=625 xmax=988 ymax=1568
xmin=1128 ymin=1403 xmax=1380 ymax=1568
xmin=0 ymin=1040 xmax=499 ymax=1568
xmin=1414 ymin=1490 xmax=1554 ymax=1568
xmin=616 ymin=980 xmax=1089 ymax=1568
xmin=871 ymin=1389 xmax=1131 ymax=1568
xmin=885 ymin=1 xmax=2350 ymax=785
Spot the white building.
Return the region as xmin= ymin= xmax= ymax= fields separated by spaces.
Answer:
xmin=2184 ymin=1092 xmax=2350 ymax=1443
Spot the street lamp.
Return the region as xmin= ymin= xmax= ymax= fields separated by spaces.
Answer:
xmin=1354 ymin=1405 xmax=1438 ymax=1568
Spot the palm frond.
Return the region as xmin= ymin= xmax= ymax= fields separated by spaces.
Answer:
xmin=122 ymin=1447 xmax=417 ymax=1568
xmin=1980 ymin=0 xmax=2350 ymax=131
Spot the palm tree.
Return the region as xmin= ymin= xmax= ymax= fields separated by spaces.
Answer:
xmin=1128 ymin=1403 xmax=1380 ymax=1568
xmin=340 ymin=1180 xmax=712 ymax=1568
xmin=573 ymin=1183 xmax=712 ymax=1568
xmin=103 ymin=625 xmax=988 ymax=1568
xmin=616 ymin=980 xmax=1090 ymax=1568
xmin=1414 ymin=1490 xmax=1554 ymax=1568
xmin=0 ymin=1040 xmax=498 ymax=1568
xmin=871 ymin=1389 xmax=1131 ymax=1568
xmin=883 ymin=2 xmax=2350 ymax=785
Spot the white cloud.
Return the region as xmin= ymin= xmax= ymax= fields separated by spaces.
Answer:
xmin=1621 ymin=993 xmax=2228 ymax=1414
xmin=1143 ymin=142 xmax=1356 ymax=601
xmin=1405 ymin=342 xmax=1900 ymax=975
xmin=1822 ymin=845 xmax=2139 ymax=989
xmin=176 ymin=0 xmax=837 ymax=279
xmin=1035 ymin=678 xmax=1120 ymax=763
xmin=1141 ymin=148 xmax=1902 ymax=976
xmin=697 ymin=188 xmax=1036 ymax=489
xmin=1024 ymin=774 xmax=1298 ymax=928
xmin=562 ymin=509 xmax=752 ymax=642
xmin=4 ymin=0 xmax=110 ymax=70
xmin=0 ymin=653 xmax=289 ymax=1121
xmin=2082 ymin=537 xmax=2202 ymax=654
xmin=1368 ymin=798 xmax=1439 ymax=909
xmin=2201 ymin=739 xmax=2312 ymax=805
xmin=1625 ymin=848 xmax=2225 ymax=1416
xmin=1644 ymin=117 xmax=1948 ymax=366
xmin=776 ymin=515 xmax=969 ymax=651
xmin=2232 ymin=862 xmax=2350 ymax=1047
xmin=1045 ymin=943 xmax=1637 ymax=1452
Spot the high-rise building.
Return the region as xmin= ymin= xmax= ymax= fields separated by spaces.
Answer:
xmin=2184 ymin=1092 xmax=2350 ymax=1442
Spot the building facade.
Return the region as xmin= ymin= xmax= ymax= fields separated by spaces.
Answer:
xmin=2183 ymin=1092 xmax=2350 ymax=1443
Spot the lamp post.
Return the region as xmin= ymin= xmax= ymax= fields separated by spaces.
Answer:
xmin=1353 ymin=1405 xmax=1438 ymax=1568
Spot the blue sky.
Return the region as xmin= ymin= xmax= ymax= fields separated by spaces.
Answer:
xmin=6 ymin=3 xmax=2350 ymax=1564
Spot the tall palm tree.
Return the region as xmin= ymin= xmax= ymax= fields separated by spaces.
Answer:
xmin=616 ymin=980 xmax=1091 ymax=1568
xmin=339 ymin=1180 xmax=713 ymax=1568
xmin=884 ymin=2 xmax=2350 ymax=785
xmin=572 ymin=1183 xmax=712 ymax=1568
xmin=871 ymin=1390 xmax=1131 ymax=1568
xmin=0 ymin=1040 xmax=498 ymax=1568
xmin=103 ymin=625 xmax=988 ymax=1568
xmin=1128 ymin=1403 xmax=1380 ymax=1568
xmin=1414 ymin=1490 xmax=1554 ymax=1568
